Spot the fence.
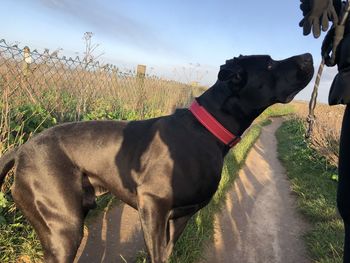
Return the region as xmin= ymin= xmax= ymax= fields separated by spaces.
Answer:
xmin=0 ymin=38 xmax=208 ymax=154
xmin=0 ymin=38 xmax=196 ymax=120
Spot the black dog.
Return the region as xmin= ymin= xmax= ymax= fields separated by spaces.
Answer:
xmin=0 ymin=54 xmax=314 ymax=263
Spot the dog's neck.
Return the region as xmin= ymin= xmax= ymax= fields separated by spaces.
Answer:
xmin=196 ymin=82 xmax=264 ymax=137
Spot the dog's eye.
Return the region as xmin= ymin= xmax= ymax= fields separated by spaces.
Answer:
xmin=267 ymin=61 xmax=274 ymax=70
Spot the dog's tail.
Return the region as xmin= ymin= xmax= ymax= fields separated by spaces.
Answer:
xmin=0 ymin=148 xmax=17 ymax=189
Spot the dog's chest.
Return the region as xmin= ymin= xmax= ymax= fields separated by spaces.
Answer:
xmin=170 ymin=164 xmax=223 ymax=207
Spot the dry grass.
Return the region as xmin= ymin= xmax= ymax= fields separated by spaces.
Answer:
xmin=291 ymin=101 xmax=345 ymax=166
xmin=0 ymin=41 xmax=206 ymax=152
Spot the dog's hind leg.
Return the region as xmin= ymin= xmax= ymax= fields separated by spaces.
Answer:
xmin=11 ymin=156 xmax=86 ymax=263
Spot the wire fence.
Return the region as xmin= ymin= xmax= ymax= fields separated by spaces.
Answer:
xmin=0 ymin=38 xmax=196 ymax=122
xmin=0 ymin=38 xmax=208 ymax=155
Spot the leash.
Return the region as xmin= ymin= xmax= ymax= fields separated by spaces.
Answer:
xmin=305 ymin=1 xmax=350 ymax=139
xmin=328 ymin=1 xmax=350 ymax=66
xmin=305 ymin=58 xmax=325 ymax=138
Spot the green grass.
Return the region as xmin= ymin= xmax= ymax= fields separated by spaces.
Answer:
xmin=260 ymin=118 xmax=272 ymax=127
xmin=0 ymin=199 xmax=43 ymax=262
xmin=85 ymin=194 xmax=119 ymax=223
xmin=276 ymin=118 xmax=344 ymax=263
xmin=258 ymin=103 xmax=295 ymax=120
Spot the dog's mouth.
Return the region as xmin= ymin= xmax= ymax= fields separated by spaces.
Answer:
xmin=280 ymin=75 xmax=312 ymax=103
xmin=279 ymin=62 xmax=314 ymax=104
xmin=282 ymin=89 xmax=301 ymax=103
xmin=281 ymin=54 xmax=314 ymax=103
xmin=298 ymin=66 xmax=314 ymax=84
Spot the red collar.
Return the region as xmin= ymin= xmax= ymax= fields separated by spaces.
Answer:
xmin=189 ymin=100 xmax=241 ymax=148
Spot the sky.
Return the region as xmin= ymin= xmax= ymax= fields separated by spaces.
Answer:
xmin=1 ymin=0 xmax=339 ymax=102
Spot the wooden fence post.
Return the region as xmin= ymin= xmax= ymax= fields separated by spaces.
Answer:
xmin=21 ymin=46 xmax=36 ymax=103
xmin=22 ymin=46 xmax=31 ymax=77
xmin=137 ymin=64 xmax=146 ymax=79
xmin=136 ymin=64 xmax=146 ymax=117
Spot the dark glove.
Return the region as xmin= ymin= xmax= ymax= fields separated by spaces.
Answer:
xmin=321 ymin=27 xmax=339 ymax=66
xmin=299 ymin=0 xmax=341 ymax=38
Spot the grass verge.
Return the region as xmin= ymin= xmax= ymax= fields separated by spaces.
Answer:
xmin=276 ymin=118 xmax=344 ymax=262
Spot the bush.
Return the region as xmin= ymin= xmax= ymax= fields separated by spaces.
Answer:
xmin=8 ymin=104 xmax=56 ymax=145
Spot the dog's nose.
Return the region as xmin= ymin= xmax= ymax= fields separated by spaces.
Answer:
xmin=299 ymin=53 xmax=313 ymax=70
xmin=301 ymin=53 xmax=313 ymax=64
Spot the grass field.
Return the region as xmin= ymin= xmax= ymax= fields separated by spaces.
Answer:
xmin=277 ymin=117 xmax=344 ymax=263
xmin=292 ymin=101 xmax=345 ymax=167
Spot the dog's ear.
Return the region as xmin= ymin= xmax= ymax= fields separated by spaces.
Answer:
xmin=218 ymin=62 xmax=247 ymax=86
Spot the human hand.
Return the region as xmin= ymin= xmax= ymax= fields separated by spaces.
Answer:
xmin=299 ymin=0 xmax=339 ymax=38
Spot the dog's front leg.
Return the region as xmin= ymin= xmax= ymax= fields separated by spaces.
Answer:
xmin=137 ymin=193 xmax=170 ymax=263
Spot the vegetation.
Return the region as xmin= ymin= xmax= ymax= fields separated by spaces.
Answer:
xmin=292 ymin=101 xmax=345 ymax=166
xmin=276 ymin=118 xmax=344 ymax=263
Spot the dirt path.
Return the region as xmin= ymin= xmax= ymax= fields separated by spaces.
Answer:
xmin=74 ymin=204 xmax=145 ymax=263
xmin=200 ymin=118 xmax=310 ymax=263
xmin=74 ymin=118 xmax=310 ymax=263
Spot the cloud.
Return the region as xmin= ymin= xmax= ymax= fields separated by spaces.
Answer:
xmin=37 ymin=0 xmax=171 ymax=52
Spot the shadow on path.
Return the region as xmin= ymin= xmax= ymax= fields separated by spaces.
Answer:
xmin=200 ymin=118 xmax=310 ymax=263
xmin=74 ymin=203 xmax=145 ymax=263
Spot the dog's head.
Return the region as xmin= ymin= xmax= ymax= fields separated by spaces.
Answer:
xmin=217 ymin=53 xmax=314 ymax=113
